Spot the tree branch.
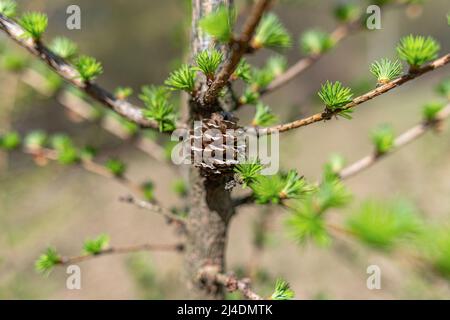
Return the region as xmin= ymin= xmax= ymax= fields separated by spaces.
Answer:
xmin=23 ymin=146 xmax=148 ymax=198
xmin=199 ymin=265 xmax=264 ymax=300
xmin=20 ymin=69 xmax=169 ymax=163
xmin=0 ymin=13 xmax=164 ymax=130
xmin=339 ymin=102 xmax=450 ymax=180
xmin=202 ymin=0 xmax=272 ymax=105
xmin=57 ymin=242 xmax=185 ymax=265
xmin=260 ymin=53 xmax=450 ymax=134
xmin=119 ymin=195 xmax=186 ymax=229
xmin=261 ymin=20 xmax=360 ymax=96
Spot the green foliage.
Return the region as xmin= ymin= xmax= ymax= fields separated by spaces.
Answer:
xmin=248 ymin=56 xmax=286 ymax=93
xmin=347 ymin=200 xmax=422 ymax=250
xmin=83 ymin=234 xmax=110 ymax=255
xmin=419 ymin=226 xmax=450 ymax=278
xmin=240 ymin=88 xmax=260 ymax=105
xmin=334 ymin=3 xmax=361 ymax=23
xmin=143 ymin=99 xmax=176 ymax=132
xmin=370 ymin=58 xmax=403 ymax=84
xmin=0 ymin=131 xmax=20 ymax=150
xmin=251 ymin=170 xmax=310 ymax=204
xmin=234 ymin=159 xmax=264 ymax=188
xmin=0 ymin=0 xmax=17 ymax=17
xmin=142 ymin=181 xmax=154 ymax=201
xmin=251 ymin=67 xmax=275 ymax=90
xmin=1 ymin=51 xmax=28 ymax=71
xmin=266 ymin=55 xmax=287 ymax=77
xmin=253 ymin=14 xmax=292 ymax=50
xmin=286 ymin=201 xmax=331 ymax=246
xmin=323 ymin=154 xmax=346 ymax=181
xmin=252 ymin=103 xmax=278 ymax=127
xmin=422 ymin=102 xmax=444 ymax=122
xmin=280 ymin=170 xmax=310 ymax=200
xmin=35 ymin=247 xmax=60 ymax=275
xmin=315 ymin=178 xmax=352 ymax=212
xmin=300 ymin=30 xmax=334 ymax=55
xmin=24 ymin=131 xmax=47 ymax=150
xmin=140 ymin=85 xmax=170 ymax=107
xmin=199 ymin=5 xmax=234 ymax=42
xmin=271 ymin=279 xmax=295 ymax=300
xmin=165 ymin=64 xmax=196 ymax=93
xmin=50 ymin=134 xmax=80 ymax=165
xmin=396 ymin=35 xmax=440 ymax=69
xmin=194 ymin=49 xmax=223 ymax=78
xmin=105 ymin=158 xmax=126 ymax=177
xmin=114 ymin=86 xmax=133 ymax=100
xmin=371 ymin=124 xmax=395 ymax=154
xmin=318 ymin=81 xmax=354 ymax=117
xmin=80 ymin=146 xmax=97 ymax=161
xmin=140 ymin=86 xmax=176 ymax=132
xmin=286 ymin=178 xmax=351 ymax=246
xmin=251 ymin=174 xmax=285 ymax=205
xmin=75 ymin=55 xmax=103 ymax=82
xmin=19 ymin=12 xmax=48 ymax=41
xmin=234 ymin=59 xmax=252 ymax=83
xmin=436 ymin=78 xmax=450 ymax=99
xmin=49 ymin=37 xmax=78 ymax=60
xmin=172 ymin=179 xmax=188 ymax=197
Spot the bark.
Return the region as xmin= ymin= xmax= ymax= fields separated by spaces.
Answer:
xmin=184 ymin=0 xmax=235 ymax=299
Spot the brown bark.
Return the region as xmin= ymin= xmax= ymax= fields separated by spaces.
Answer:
xmin=184 ymin=0 xmax=235 ymax=299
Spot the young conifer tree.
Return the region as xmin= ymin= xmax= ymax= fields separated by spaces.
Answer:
xmin=1 ymin=0 xmax=450 ymax=299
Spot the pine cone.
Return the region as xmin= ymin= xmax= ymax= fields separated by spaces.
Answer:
xmin=189 ymin=112 xmax=245 ymax=174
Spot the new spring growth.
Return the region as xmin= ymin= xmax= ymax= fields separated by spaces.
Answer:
xmin=199 ymin=5 xmax=235 ymax=43
xmin=0 ymin=0 xmax=17 ymax=18
xmin=270 ymin=279 xmax=295 ymax=300
xmin=19 ymin=12 xmax=48 ymax=41
xmin=347 ymin=200 xmax=422 ymax=251
xmin=194 ymin=49 xmax=223 ymax=82
xmin=371 ymin=124 xmax=395 ymax=155
xmin=75 ymin=55 xmax=104 ymax=82
xmin=50 ymin=37 xmax=78 ymax=61
xmin=300 ymin=30 xmax=334 ymax=56
xmin=397 ymin=35 xmax=440 ymax=71
xmin=318 ymin=81 xmax=354 ymax=119
xmin=83 ymin=234 xmax=110 ymax=255
xmin=252 ymin=13 xmax=292 ymax=50
xmin=370 ymin=58 xmax=403 ymax=85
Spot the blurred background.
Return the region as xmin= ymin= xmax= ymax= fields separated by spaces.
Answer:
xmin=0 ymin=0 xmax=450 ymax=299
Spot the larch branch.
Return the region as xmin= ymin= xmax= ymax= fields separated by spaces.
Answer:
xmin=0 ymin=13 xmax=162 ymax=130
xmin=119 ymin=195 xmax=186 ymax=229
xmin=262 ymin=53 xmax=450 ymax=134
xmin=57 ymin=242 xmax=185 ymax=265
xmin=24 ymin=147 xmax=145 ymax=197
xmin=202 ymin=0 xmax=272 ymax=105
xmin=21 ymin=69 xmax=168 ymax=163
xmin=339 ymin=102 xmax=450 ymax=180
xmin=261 ymin=20 xmax=360 ymax=96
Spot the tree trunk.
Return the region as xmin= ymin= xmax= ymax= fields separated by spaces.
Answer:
xmin=184 ymin=0 xmax=234 ymax=299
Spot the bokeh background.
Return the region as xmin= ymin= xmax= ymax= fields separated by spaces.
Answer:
xmin=1 ymin=0 xmax=450 ymax=299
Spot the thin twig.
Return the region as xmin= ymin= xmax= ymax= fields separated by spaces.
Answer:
xmin=119 ymin=195 xmax=186 ymax=228
xmin=202 ymin=0 xmax=272 ymax=105
xmin=57 ymin=242 xmax=185 ymax=265
xmin=21 ymin=69 xmax=168 ymax=163
xmin=339 ymin=103 xmax=450 ymax=180
xmin=200 ymin=265 xmax=264 ymax=300
xmin=23 ymin=147 xmax=145 ymax=197
xmin=261 ymin=20 xmax=360 ymax=96
xmin=260 ymin=54 xmax=450 ymax=134
xmin=0 ymin=13 xmax=162 ymax=130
